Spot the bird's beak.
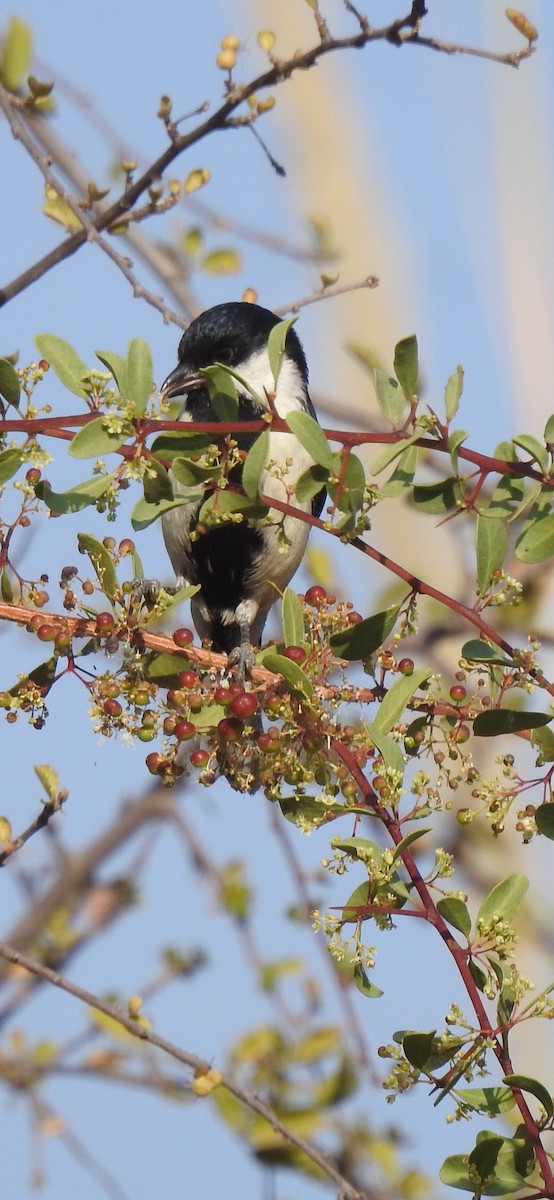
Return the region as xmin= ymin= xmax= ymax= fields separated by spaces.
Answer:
xmin=160 ymin=363 xmax=204 ymax=400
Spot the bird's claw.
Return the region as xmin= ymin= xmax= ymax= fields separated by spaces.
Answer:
xmin=227 ymin=642 xmax=256 ymax=680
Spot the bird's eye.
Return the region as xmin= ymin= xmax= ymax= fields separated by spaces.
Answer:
xmin=216 ymin=346 xmax=234 ymax=365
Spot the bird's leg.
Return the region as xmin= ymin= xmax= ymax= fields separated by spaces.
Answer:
xmin=227 ymin=617 xmax=256 ymax=680
xmin=131 ymin=578 xmax=183 ymax=607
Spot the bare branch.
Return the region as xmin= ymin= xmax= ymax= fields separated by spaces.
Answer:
xmin=0 ymin=790 xmax=67 ymax=868
xmin=275 ymin=273 xmax=379 ymax=315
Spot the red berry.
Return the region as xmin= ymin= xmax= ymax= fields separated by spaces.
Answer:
xmin=213 ymin=685 xmax=231 ymax=705
xmin=146 ymin=752 xmax=166 ymax=775
xmin=397 ymin=658 xmax=414 ymax=676
xmin=103 ymin=698 xmax=122 ymax=717
xmin=230 ymin=692 xmax=258 ymax=719
xmin=347 ymin=611 xmax=362 ymax=625
xmin=36 ymin=624 xmax=57 ymax=642
xmin=163 ymin=716 xmax=177 ymax=735
xmin=167 ymin=688 xmax=187 ymax=708
xmin=178 ymin=670 xmax=199 ymax=688
xmin=96 ymin=611 xmax=115 ymax=631
xmin=450 ymin=685 xmax=467 ymax=703
xmin=305 ymin=585 xmax=327 ymax=607
xmin=190 ymin=749 xmax=210 ymax=768
xmin=25 ymin=468 xmax=41 ymax=485
xmin=227 ymin=680 xmax=245 ymax=697
xmin=173 ymin=628 xmax=194 ymax=648
xmin=282 ymin=645 xmax=306 ymax=663
xmin=217 ymin=717 xmax=243 ymax=742
xmin=118 ymin=539 xmax=135 ymax=556
xmin=174 ymin=720 xmax=197 ymax=741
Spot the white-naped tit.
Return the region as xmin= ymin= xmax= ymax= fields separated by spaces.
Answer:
xmin=160 ymin=301 xmax=326 ymax=676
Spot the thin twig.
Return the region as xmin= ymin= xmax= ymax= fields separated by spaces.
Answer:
xmin=0 ymin=941 xmax=365 ymax=1200
xmin=0 ymin=792 xmax=67 ymax=868
xmin=275 ymin=274 xmax=379 ymax=315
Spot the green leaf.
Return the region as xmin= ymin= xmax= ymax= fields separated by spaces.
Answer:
xmin=170 ymin=457 xmax=220 ymax=486
xmin=371 ymin=432 xmax=421 ymax=476
xmin=371 ymin=668 xmax=432 ymax=737
xmin=402 ymin=1030 xmax=436 ymax=1070
xmin=455 ymin=1087 xmax=515 ymax=1116
xmin=0 ymin=448 xmax=25 ymax=485
xmin=202 ymin=248 xmax=242 ymax=274
xmin=143 ymin=652 xmax=197 ymax=683
xmin=34 ymin=764 xmax=60 ymax=803
xmin=488 ymin=472 xmax=526 ymax=519
xmin=532 ymin=729 xmax=554 ymax=766
xmin=149 ymin=431 xmax=212 ymax=460
xmin=390 ymin=827 xmax=431 ymax=864
xmin=143 ymin=458 xmax=174 ymax=503
xmin=436 ymin=896 xmax=472 ymax=938
xmin=377 ymin=444 xmax=418 ymax=497
xmin=1 ymin=17 xmax=33 ymax=91
xmin=448 ymin=428 xmax=468 ymax=473
xmin=329 ymin=605 xmax=400 ymax=661
xmin=503 ymin=1074 xmax=554 ymax=1118
xmin=77 ymin=532 xmax=118 ymax=600
xmin=242 ymin=430 xmax=269 ymax=498
xmin=69 ymin=416 xmax=132 ymax=459
xmin=476 ymin=514 xmax=508 ymax=594
xmin=373 ymin=369 xmax=407 ymax=426
xmin=353 ymin=962 xmax=383 ymax=999
xmin=257 ymin=652 xmax=313 ymax=699
xmin=267 ymin=318 xmax=297 ymax=387
xmin=131 ymin=493 xmax=203 ymax=531
xmin=126 ymin=339 xmax=153 ymax=415
xmin=95 ymin=350 xmax=128 ymax=399
xmin=198 ymin=491 xmax=268 ymax=524
xmin=439 ymin=1154 xmax=475 ymax=1192
xmin=512 ymin=433 xmax=549 ymax=473
xmin=535 ymin=802 xmax=554 ymax=838
xmin=281 ymin=588 xmax=305 ymax=646
xmin=516 ymin=513 xmax=554 ymax=563
xmin=35 ymin=334 xmax=90 ymax=399
xmin=544 ymin=414 xmax=554 ymax=445
xmin=461 ymin=640 xmax=513 ymax=668
xmin=444 ymin=365 xmax=464 ymax=421
xmin=327 ymin=452 xmax=365 ymax=514
xmin=36 ymin=471 xmax=118 ymax=514
xmin=474 ymin=709 xmax=551 ymax=737
xmin=285 ymin=411 xmax=334 ymax=470
xmin=0 ymin=359 xmax=20 ymax=408
xmin=393 ymin=335 xmax=418 ymax=394
xmin=202 ymin=364 xmax=239 ymax=421
xmin=412 ymin=477 xmax=461 ymax=514
xmin=477 ymin=874 xmax=529 ymax=925
xmin=366 ymin=726 xmax=405 ymax=777
xmin=1 ymin=567 xmax=14 ymax=601
xmin=295 ymin=464 xmax=330 ymax=503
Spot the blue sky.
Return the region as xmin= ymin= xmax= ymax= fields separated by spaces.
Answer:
xmin=1 ymin=3 xmax=553 ymax=1199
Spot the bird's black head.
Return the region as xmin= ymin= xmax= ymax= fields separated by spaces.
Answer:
xmin=161 ymin=301 xmax=308 ymax=402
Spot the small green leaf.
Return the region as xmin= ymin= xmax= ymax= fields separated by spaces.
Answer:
xmin=377 ymin=444 xmax=418 ymax=497
xmin=503 ymin=1074 xmax=554 ymax=1118
xmin=329 ymin=605 xmax=400 ymax=661
xmin=131 ymin=493 xmax=203 ymax=531
xmin=476 ymin=514 xmax=508 ymax=594
xmin=371 ymin=668 xmax=432 ymax=737
xmin=0 ymin=448 xmax=25 ymax=485
xmin=77 ymin=532 xmax=118 ymax=600
xmin=150 ymin=431 xmax=212 ymax=460
xmin=267 ymin=318 xmax=297 ymax=387
xmin=544 ymin=414 xmax=554 ymax=445
xmin=1 ymin=567 xmax=14 ymax=602
xmin=371 ymin=432 xmax=420 ymax=476
xmin=353 ymin=962 xmax=383 ymax=999
xmin=327 ymin=452 xmax=365 ymax=514
xmin=143 ymin=458 xmax=174 ymax=503
xmin=170 ymin=457 xmax=220 ymax=486
xmin=448 ymin=428 xmax=468 ymax=474
xmin=202 ymin=364 xmax=239 ymax=421
xmin=0 ymin=359 xmax=20 ymax=408
xmin=242 ymin=430 xmax=269 ymax=498
xmin=286 ymin=410 xmax=334 ymax=470
xmin=373 ymin=369 xmax=407 ymax=426
xmin=390 ymin=827 xmax=431 ymax=864
xmin=444 ymin=365 xmax=464 ymax=421
xmin=412 ymin=477 xmax=461 ymax=514
xmin=281 ymin=588 xmax=305 ymax=646
xmin=455 ymin=1087 xmax=515 ymax=1116
xmin=34 ymin=764 xmax=59 ymax=803
xmin=143 ymin=652 xmax=197 ymax=683
xmin=477 ymin=873 xmax=529 ymax=925
xmin=512 ymin=433 xmax=549 ymax=473
xmin=489 ymin=472 xmax=526 ymax=518
xmin=366 ymin=727 xmax=405 ymax=777
xmin=257 ymin=652 xmax=313 ymax=699
xmin=439 ymin=1153 xmax=475 ymax=1192
xmin=393 ymin=335 xmax=418 ymax=395
xmin=35 ymin=334 xmax=90 ymax=399
xmin=95 ymin=350 xmax=128 ymax=398
xmin=532 ymin=729 xmax=554 ymax=766
xmin=202 ymin=248 xmax=242 ymax=274
xmin=461 ymin=640 xmax=513 ymax=667
xmin=198 ymin=491 xmax=268 ymax=523
xmin=516 ymin=513 xmax=554 ymax=563
xmin=69 ymin=416 xmax=132 ymax=459
xmin=36 ymin=471 xmax=118 ymax=514
xmin=126 ymin=339 xmax=153 ymax=415
xmin=1 ymin=17 xmax=33 ymax=91
xmin=535 ymin=802 xmax=554 ymax=838
xmin=474 ymin=709 xmax=551 ymax=737
xmin=295 ymin=464 xmax=330 ymax=503
xmin=436 ymin=896 xmax=471 ymax=938
xmin=402 ymin=1030 xmax=436 ymax=1070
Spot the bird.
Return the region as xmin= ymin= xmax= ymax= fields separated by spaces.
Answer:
xmin=159 ymin=301 xmax=326 ymax=676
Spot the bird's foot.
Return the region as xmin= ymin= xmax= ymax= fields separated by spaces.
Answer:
xmin=227 ymin=641 xmax=256 ymax=680
xmin=131 ymin=578 xmax=182 ymax=607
